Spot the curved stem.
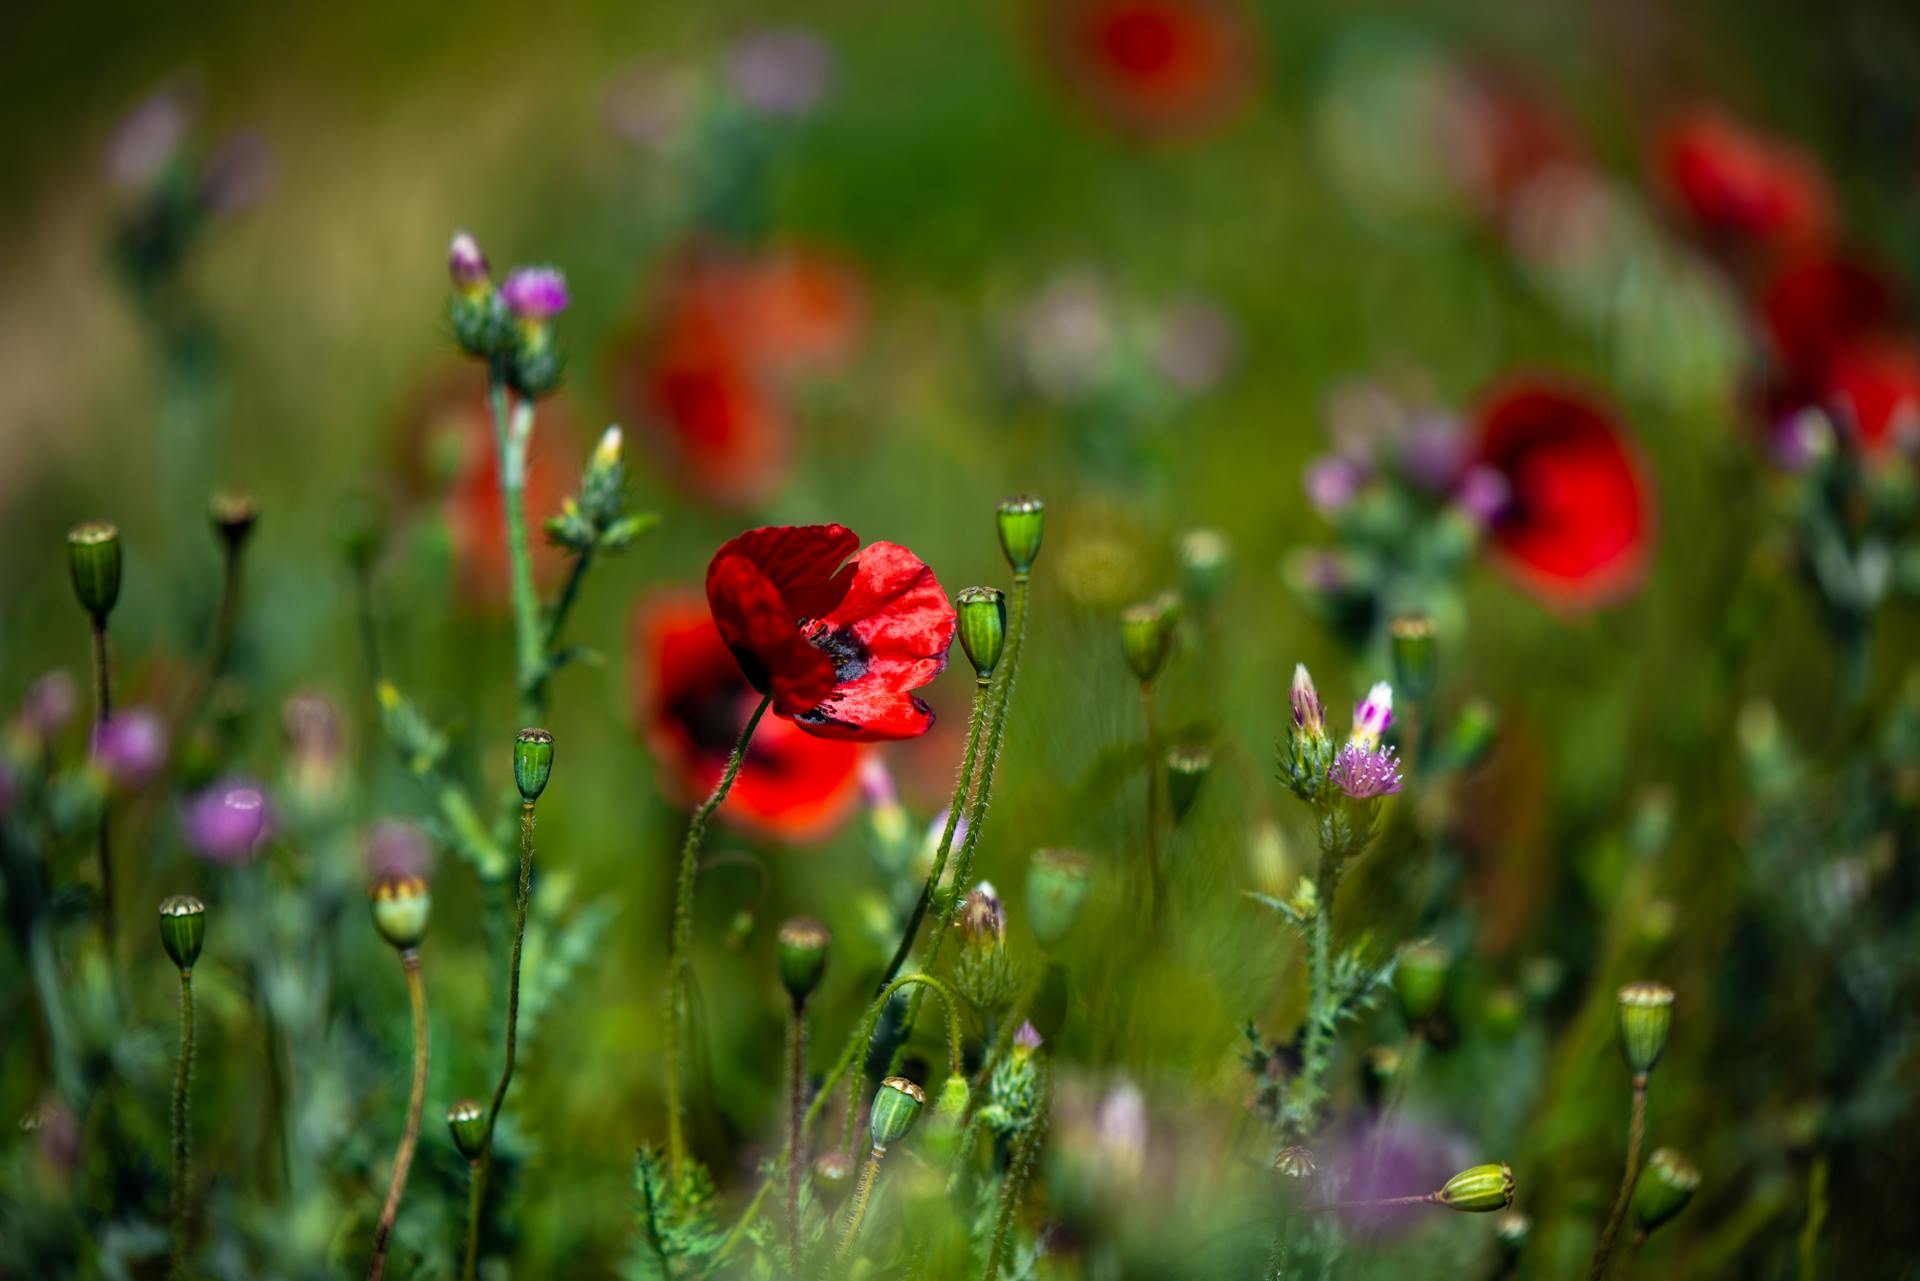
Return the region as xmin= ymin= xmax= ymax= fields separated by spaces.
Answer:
xmin=91 ymin=619 xmax=114 ymax=950
xmin=784 ymin=1002 xmax=807 ymax=1273
xmin=369 ymin=953 xmax=429 ymax=1281
xmin=665 ymin=695 xmax=771 ymax=1189
xmin=1588 ymin=1076 xmax=1648 ymax=1281
xmin=171 ymin=969 xmax=195 ymax=1280
xmin=835 ymin=1146 xmax=887 ymax=1265
xmin=487 ymin=366 xmax=544 ymax=726
xmin=843 ymin=974 xmax=966 ymax=1158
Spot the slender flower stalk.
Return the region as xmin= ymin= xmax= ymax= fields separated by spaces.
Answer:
xmin=158 ymin=895 xmax=205 ymax=1281
xmin=368 ymin=951 xmax=429 ymax=1281
xmin=982 ymin=1056 xmax=1052 ymax=1281
xmin=487 ymin=370 xmax=545 ymax=726
xmin=178 ymin=493 xmax=256 ymax=726
xmin=777 ymin=918 xmax=830 ymax=1271
xmin=835 ymin=1077 xmax=926 ymax=1264
xmin=72 ymin=522 xmax=123 ymax=948
xmin=1589 ymin=982 xmax=1673 ymax=1280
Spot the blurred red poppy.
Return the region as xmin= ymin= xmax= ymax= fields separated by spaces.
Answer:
xmin=1824 ymin=337 xmax=1920 ymax=457
xmin=1471 ymin=379 xmax=1653 ymax=609
xmin=706 ymin=524 xmax=955 ymax=740
xmin=1657 ymin=109 xmax=1831 ymax=253
xmin=1048 ymin=0 xmax=1254 ymax=138
xmin=633 ymin=594 xmax=865 ymax=840
xmin=1758 ymin=253 xmax=1897 ymax=381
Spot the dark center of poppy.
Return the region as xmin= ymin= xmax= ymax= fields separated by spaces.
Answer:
xmin=801 ymin=617 xmax=870 ymax=683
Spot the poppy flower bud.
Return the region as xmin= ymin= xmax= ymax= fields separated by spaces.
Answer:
xmin=514 ymin=728 xmax=554 ymax=804
xmin=1631 ymin=1148 xmax=1699 ymax=1236
xmin=869 ymin=1076 xmax=926 ymax=1150
xmin=368 ymin=873 xmax=431 ymax=952
xmin=1027 ymin=847 xmax=1091 ymax=947
xmin=1389 ymin=614 xmax=1436 ymax=703
xmin=813 ymin=1150 xmax=856 ymax=1204
xmin=955 ymin=586 xmax=1007 ymax=679
xmin=1616 ymin=982 xmax=1674 ymax=1078
xmin=158 ymin=895 xmax=206 ymax=973
xmin=1119 ymin=598 xmax=1176 ymax=684
xmin=209 ymin=492 xmax=258 ymax=552
xmin=447 ymin=1099 xmax=486 ymax=1161
xmin=1394 ymin=939 xmax=1451 ymax=1025
xmin=996 ymin=495 xmax=1046 ymax=575
xmin=1165 ymin=745 xmax=1211 ymax=822
xmin=1493 ymin=1209 xmax=1531 ymax=1256
xmin=1436 ymin=1162 xmax=1514 ymax=1213
xmin=776 ymin=916 xmax=831 ymax=1007
xmin=1177 ymin=528 xmax=1231 ymax=605
xmin=68 ymin=523 xmax=123 ymax=623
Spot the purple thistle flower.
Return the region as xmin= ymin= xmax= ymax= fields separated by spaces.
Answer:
xmin=1399 ymin=415 xmax=1467 ymax=492
xmin=500 ymin=266 xmax=569 ymax=320
xmin=105 ymin=89 xmax=190 ymax=189
xmin=182 ymin=778 xmax=270 ymax=864
xmin=91 ymin=709 xmax=169 ymax=788
xmin=1305 ymin=454 xmax=1368 ymax=514
xmin=726 ymin=28 xmax=837 ymax=119
xmin=1014 ymin=1020 xmax=1044 ymax=1052
xmin=1350 ymin=682 xmax=1393 ymax=749
xmin=1328 ymin=743 xmax=1403 ymax=800
xmin=858 ymin=756 xmax=898 ymax=811
xmin=1454 ymin=464 xmax=1511 ymax=527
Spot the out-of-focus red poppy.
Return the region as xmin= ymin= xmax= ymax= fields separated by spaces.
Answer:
xmin=1657 ymin=109 xmax=1831 ymax=253
xmin=633 ymin=593 xmax=866 ymax=840
xmin=706 ymin=524 xmax=955 ymax=740
xmin=1047 ymin=0 xmax=1254 ymax=138
xmin=1758 ymin=253 xmax=1897 ymax=381
xmin=1824 ymin=337 xmax=1920 ymax=457
xmin=1470 ymin=379 xmax=1653 ymax=609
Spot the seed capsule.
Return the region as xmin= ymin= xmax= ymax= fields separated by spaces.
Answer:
xmin=368 ymin=873 xmax=432 ymax=952
xmin=158 ymin=895 xmax=206 ymax=972
xmin=1436 ymin=1162 xmax=1514 ymax=1213
xmin=1119 ymin=598 xmax=1175 ymax=684
xmin=869 ymin=1076 xmax=926 ymax=1149
xmin=447 ymin=1099 xmax=486 ymax=1161
xmin=955 ymin=586 xmax=1007 ymax=679
xmin=1165 ymin=746 xmax=1211 ymax=822
xmin=1393 ymin=939 xmax=1451 ymax=1025
xmin=209 ymin=493 xmax=258 ymax=551
xmin=776 ymin=917 xmax=831 ymax=1007
xmin=1616 ymin=982 xmax=1675 ymax=1077
xmin=1026 ymin=848 xmax=1092 ymax=947
xmin=1177 ymin=528 xmax=1231 ymax=604
xmin=1631 ymin=1148 xmax=1699 ymax=1236
xmin=813 ymin=1151 xmax=856 ymax=1205
xmin=995 ymin=496 xmax=1045 ymax=575
xmin=68 ymin=522 xmax=123 ymax=623
xmin=514 ymin=727 xmax=555 ymax=803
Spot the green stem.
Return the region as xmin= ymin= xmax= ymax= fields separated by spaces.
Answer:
xmin=369 ymin=953 xmax=429 ymax=1281
xmin=1291 ymin=852 xmax=1343 ymax=1140
xmin=785 ymin=1002 xmax=807 ymax=1274
xmin=835 ymin=1146 xmax=888 ymax=1265
xmin=487 ymin=366 xmax=544 ymax=726
xmin=983 ymin=1057 xmax=1050 ymax=1281
xmin=91 ymin=619 xmax=114 ymax=951
xmin=666 ymin=695 xmax=771 ymax=1189
xmin=1587 ymin=1077 xmax=1648 ymax=1281
xmin=543 ymin=548 xmax=594 ymax=657
xmin=178 ymin=538 xmax=244 ymax=729
xmin=461 ymin=1161 xmax=482 ymax=1280
xmin=171 ymin=969 xmax=195 ymax=1281
xmin=1141 ymin=681 xmax=1164 ymax=935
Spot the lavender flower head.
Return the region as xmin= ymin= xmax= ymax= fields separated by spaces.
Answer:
xmin=91 ymin=709 xmax=169 ymax=788
xmin=1013 ymin=1020 xmax=1044 ymax=1052
xmin=726 ymin=28 xmax=837 ymax=119
xmin=182 ymin=778 xmax=270 ymax=864
xmin=500 ymin=266 xmax=569 ymax=320
xmin=1328 ymin=742 xmax=1403 ymax=800
xmin=448 ymin=230 xmax=491 ymax=292
xmin=19 ymin=670 xmax=78 ymax=738
xmin=1305 ymin=454 xmax=1367 ymax=514
xmin=1454 ymin=464 xmax=1511 ymax=527
xmin=1350 ymin=681 xmax=1393 ymax=750
xmin=365 ymin=819 xmax=434 ymax=881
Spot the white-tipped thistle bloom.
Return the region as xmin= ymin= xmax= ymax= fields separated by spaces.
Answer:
xmin=1291 ymin=664 xmax=1327 ymax=740
xmin=1350 ymin=682 xmax=1394 ymax=750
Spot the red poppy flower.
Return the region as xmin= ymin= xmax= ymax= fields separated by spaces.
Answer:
xmin=1758 ymin=253 xmax=1898 ymax=381
xmin=1470 ymin=378 xmax=1653 ymax=609
xmin=1049 ymin=0 xmax=1254 ymax=138
xmin=706 ymin=524 xmax=955 ymax=740
xmin=1823 ymin=337 xmax=1920 ymax=457
xmin=633 ymin=593 xmax=865 ymax=840
xmin=1657 ymin=109 xmax=1831 ymax=253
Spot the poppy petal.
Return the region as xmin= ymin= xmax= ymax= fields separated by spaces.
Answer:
xmin=706 ymin=550 xmax=839 ymax=714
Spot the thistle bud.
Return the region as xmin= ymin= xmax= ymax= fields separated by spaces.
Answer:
xmin=209 ymin=492 xmax=258 ymax=552
xmin=955 ymin=586 xmax=1007 ymax=680
xmin=1389 ymin=614 xmax=1436 ymax=703
xmin=869 ymin=1076 xmax=926 ymax=1149
xmin=776 ymin=916 xmax=831 ymax=1007
xmin=1177 ymin=528 xmax=1231 ymax=605
xmin=1119 ymin=598 xmax=1175 ymax=685
xmin=995 ymin=495 xmax=1045 ymax=575
xmin=447 ymin=231 xmax=503 ymax=356
xmin=368 ymin=873 xmax=431 ymax=952
xmin=959 ymin=881 xmax=1006 ymax=945
xmin=1290 ymin=664 xmax=1326 ymax=740
xmin=1436 ymin=1162 xmax=1514 ymax=1213
xmin=1616 ymin=982 xmax=1674 ymax=1078
xmin=1165 ymin=745 xmax=1211 ymax=822
xmin=813 ymin=1151 xmax=855 ymax=1205
xmin=68 ymin=523 xmax=123 ymax=623
xmin=1493 ymin=1209 xmax=1531 ymax=1256
xmin=501 ymin=266 xmax=569 ymax=397
xmin=514 ymin=728 xmax=554 ymax=803
xmin=449 ymin=231 xmax=490 ymax=295
xmin=1631 ymin=1148 xmax=1699 ymax=1236
xmin=1350 ymin=682 xmax=1394 ymax=750
xmin=1393 ymin=939 xmax=1451 ymax=1025
xmin=955 ymin=882 xmax=1016 ymax=1012
xmin=1027 ymin=847 xmax=1091 ymax=947
xmin=158 ymin=895 xmax=206 ymax=973
xmin=447 ymin=1099 xmax=486 ymax=1161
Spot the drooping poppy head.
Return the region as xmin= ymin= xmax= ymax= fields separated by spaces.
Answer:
xmin=1469 ymin=378 xmax=1653 ymax=609
xmin=633 ymin=593 xmax=865 ymax=840
xmin=706 ymin=525 xmax=956 ymax=740
xmin=1047 ymin=0 xmax=1255 ymax=139
xmin=1657 ymin=109 xmax=1831 ymax=253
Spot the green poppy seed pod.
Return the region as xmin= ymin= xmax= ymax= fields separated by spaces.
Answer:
xmin=995 ymin=495 xmax=1045 ymax=575
xmin=955 ymin=586 xmax=1007 ymax=680
xmin=209 ymin=492 xmax=258 ymax=552
xmin=1393 ymin=939 xmax=1451 ymax=1025
xmin=1119 ymin=599 xmax=1175 ymax=685
xmin=1165 ymin=746 xmax=1211 ymax=822
xmin=1436 ymin=1162 xmax=1515 ymax=1213
xmin=447 ymin=1099 xmax=486 ymax=1161
xmin=369 ymin=874 xmax=431 ymax=952
xmin=1389 ymin=613 xmax=1437 ymax=703
xmin=1360 ymin=1044 xmax=1401 ymax=1108
xmin=1027 ymin=848 xmax=1092 ymax=947
xmin=68 ymin=522 xmax=123 ymax=623
xmin=1617 ymin=982 xmax=1675 ymax=1078
xmin=813 ymin=1150 xmax=856 ymax=1205
xmin=514 ymin=727 xmax=554 ymax=803
xmin=1493 ymin=1209 xmax=1531 ymax=1256
xmin=1631 ymin=1148 xmax=1699 ymax=1236
xmin=158 ymin=895 xmax=206 ymax=973
xmin=776 ymin=916 xmax=831 ymax=1007
xmin=869 ymin=1076 xmax=926 ymax=1150
xmin=1177 ymin=528 xmax=1231 ymax=604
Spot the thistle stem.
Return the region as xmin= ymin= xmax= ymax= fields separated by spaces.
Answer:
xmin=487 ymin=365 xmax=545 ymax=727
xmin=1587 ymin=1075 xmax=1648 ymax=1281
xmin=835 ymin=1146 xmax=887 ymax=1264
xmin=90 ymin=619 xmax=114 ymax=950
xmin=983 ymin=1056 xmax=1050 ymax=1281
xmin=785 ymin=1000 xmax=807 ymax=1273
xmin=369 ymin=953 xmax=429 ymax=1281
xmin=171 ymin=968 xmax=195 ymax=1281
xmin=665 ymin=695 xmax=771 ymax=1189
xmin=543 ymin=547 xmax=594 ymax=657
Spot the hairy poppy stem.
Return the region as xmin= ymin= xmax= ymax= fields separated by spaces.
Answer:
xmin=90 ymin=618 xmax=115 ymax=950
xmin=369 ymin=952 xmax=429 ymax=1281
xmin=665 ymin=695 xmax=772 ymax=1191
xmin=170 ymin=968 xmax=194 ymax=1281
xmin=784 ymin=1000 xmax=808 ymax=1274
xmin=835 ymin=1146 xmax=887 ymax=1264
xmin=487 ymin=363 xmax=544 ymax=726
xmin=461 ymin=1160 xmax=482 ymax=1279
xmin=1587 ymin=1075 xmax=1648 ymax=1280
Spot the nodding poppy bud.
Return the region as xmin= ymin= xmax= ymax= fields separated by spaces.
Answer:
xmin=1027 ymin=847 xmax=1091 ymax=947
xmin=996 ymin=495 xmax=1045 ymax=576
xmin=368 ymin=873 xmax=431 ymax=952
xmin=447 ymin=1099 xmax=486 ymax=1161
xmin=1389 ymin=614 xmax=1436 ymax=703
xmin=956 ymin=586 xmax=1007 ymax=680
xmin=514 ymin=728 xmax=554 ymax=804
xmin=158 ymin=895 xmax=206 ymax=973
xmin=1437 ymin=1163 xmax=1514 ymax=1213
xmin=1119 ymin=598 xmax=1176 ymax=685
xmin=1493 ymin=1209 xmax=1531 ymax=1256
xmin=1616 ymin=982 xmax=1674 ymax=1078
xmin=1165 ymin=745 xmax=1211 ymax=822
xmin=1177 ymin=528 xmax=1231 ymax=605
xmin=1360 ymin=1044 xmax=1401 ymax=1108
xmin=776 ymin=917 xmax=831 ymax=1007
xmin=869 ymin=1076 xmax=926 ymax=1150
xmin=1631 ymin=1148 xmax=1699 ymax=1237
xmin=68 ymin=523 xmax=123 ymax=624
xmin=813 ymin=1151 xmax=856 ymax=1205
xmin=209 ymin=492 xmax=258 ymax=552
xmin=1394 ymin=939 xmax=1451 ymax=1025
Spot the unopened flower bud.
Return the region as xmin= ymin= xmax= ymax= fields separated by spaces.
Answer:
xmin=448 ymin=231 xmax=490 ymax=297
xmin=959 ymin=882 xmax=1006 ymax=945
xmin=209 ymin=492 xmax=258 ymax=552
xmin=591 ymin=425 xmax=623 ymax=473
xmin=956 ymin=586 xmax=1007 ymax=680
xmin=1436 ymin=1162 xmax=1514 ymax=1213
xmin=1631 ymin=1148 xmax=1699 ymax=1236
xmin=1350 ymin=682 xmax=1393 ymax=750
xmin=447 ymin=1099 xmax=486 ymax=1161
xmin=1394 ymin=939 xmax=1451 ymax=1025
xmin=158 ymin=895 xmax=206 ymax=972
xmin=956 ymin=882 xmax=1016 ymax=1011
xmin=1493 ymin=1209 xmax=1531 ymax=1256
xmin=869 ymin=1076 xmax=926 ymax=1149
xmin=1165 ymin=745 xmax=1211 ymax=822
xmin=369 ymin=873 xmax=431 ymax=952
xmin=1389 ymin=614 xmax=1436 ymax=703
xmin=1177 ymin=528 xmax=1231 ymax=605
xmin=1483 ymin=986 xmax=1524 ymax=1039
xmin=996 ymin=495 xmax=1045 ymax=575
xmin=1119 ymin=598 xmax=1176 ymax=685
xmin=776 ymin=916 xmax=831 ymax=1007
xmin=1290 ymin=664 xmax=1326 ymax=740
xmin=514 ymin=728 xmax=554 ymax=803
xmin=925 ymin=1074 xmax=971 ymax=1162
xmin=1027 ymin=847 xmax=1091 ymax=947
xmin=813 ymin=1151 xmax=855 ymax=1204
xmin=1616 ymin=982 xmax=1674 ymax=1078
xmin=68 ymin=523 xmax=123 ymax=623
